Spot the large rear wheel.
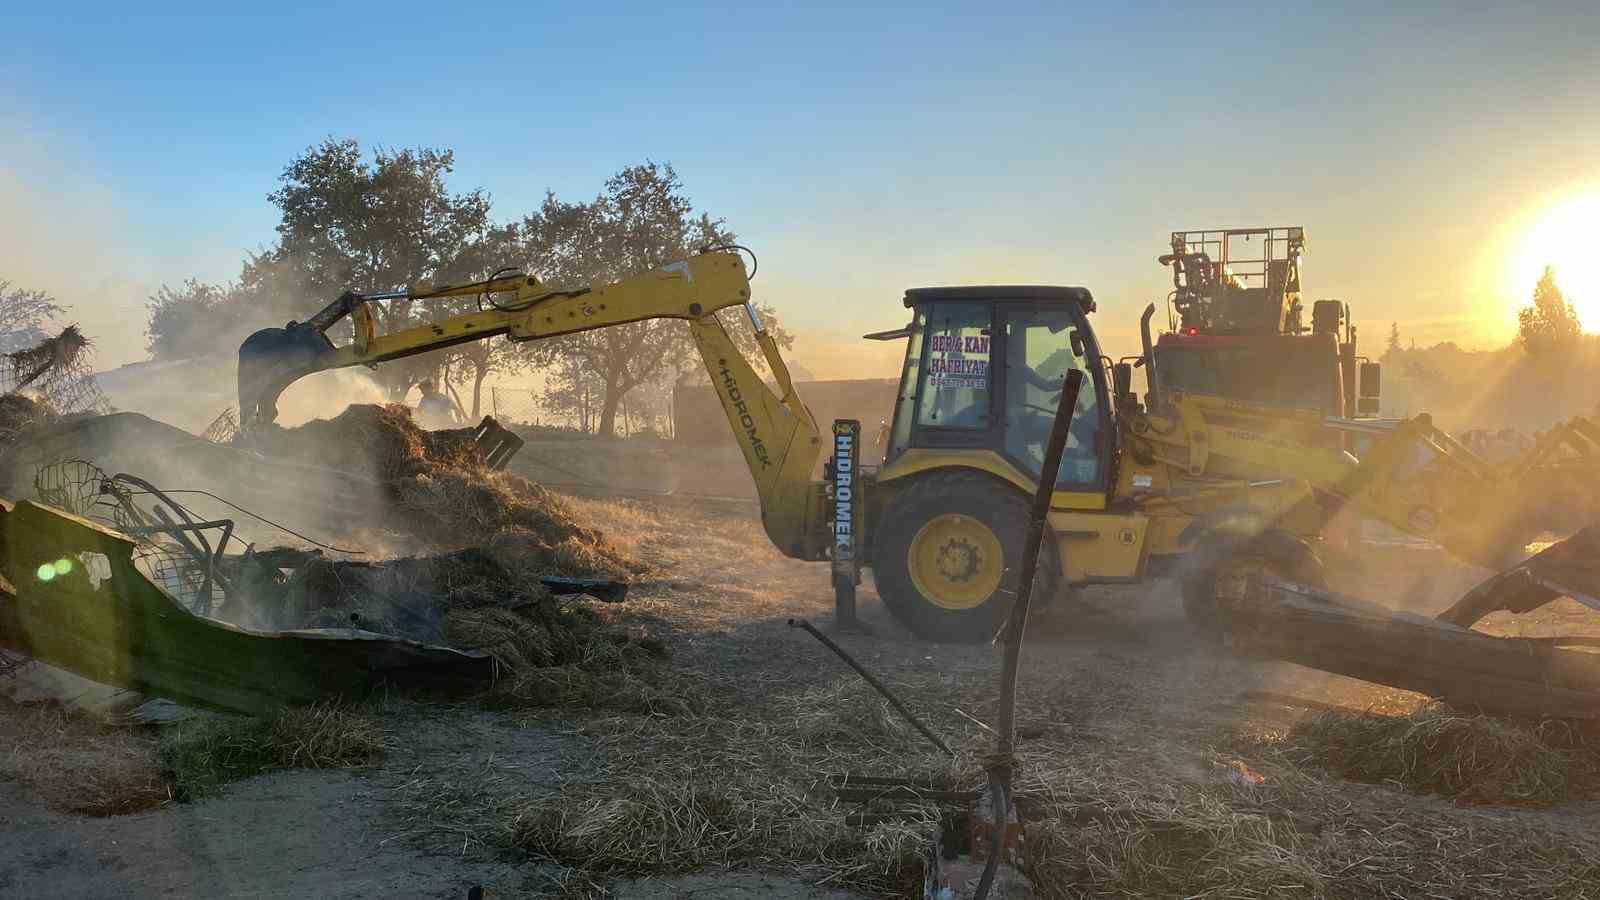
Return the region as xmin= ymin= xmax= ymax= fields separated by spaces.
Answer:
xmin=871 ymin=472 xmax=1059 ymax=643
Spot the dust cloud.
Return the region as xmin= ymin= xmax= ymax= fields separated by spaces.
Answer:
xmin=94 ymin=355 xmax=391 ymax=435
xmin=0 ymin=130 xmax=155 ymax=371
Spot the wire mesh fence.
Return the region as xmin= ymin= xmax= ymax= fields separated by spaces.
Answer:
xmin=487 ymin=386 xmax=545 ymax=427
xmin=32 ymin=458 xmax=228 ymax=617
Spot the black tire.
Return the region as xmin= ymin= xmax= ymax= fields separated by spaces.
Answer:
xmin=871 ymin=471 xmax=1060 ymax=643
xmin=1179 ymin=528 xmax=1326 ymax=633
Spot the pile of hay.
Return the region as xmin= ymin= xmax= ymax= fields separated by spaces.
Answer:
xmin=213 ymin=542 xmax=674 ymax=714
xmin=245 ymin=404 xmax=637 ymax=576
xmin=1280 ymin=702 xmax=1597 ymax=805
xmin=158 ymin=700 xmax=385 ymax=801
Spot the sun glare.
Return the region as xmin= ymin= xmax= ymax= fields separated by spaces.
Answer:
xmin=1509 ymin=190 xmax=1600 ymax=331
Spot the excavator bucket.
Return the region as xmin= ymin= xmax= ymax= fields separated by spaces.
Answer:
xmin=1437 ymin=526 xmax=1600 ymax=628
xmin=237 ymin=322 xmax=336 ymax=428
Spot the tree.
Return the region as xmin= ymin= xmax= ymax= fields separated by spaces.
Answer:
xmin=0 ymin=281 xmax=65 ymax=353
xmin=540 ymin=356 xmax=605 ymax=431
xmin=145 ymin=279 xmax=248 ymax=358
xmin=1517 ymin=266 xmax=1583 ymax=355
xmin=1386 ymin=322 xmax=1401 ymax=355
xmin=515 ymin=161 xmax=792 ymax=438
xmin=254 ymin=139 xmax=493 ymax=397
xmin=146 ymin=139 xmax=508 ymax=399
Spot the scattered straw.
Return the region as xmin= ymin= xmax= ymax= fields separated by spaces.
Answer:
xmin=1280 ymin=702 xmax=1596 ymax=805
xmin=159 ymin=700 xmax=385 ymax=801
xmin=0 ymin=696 xmax=170 ymax=815
xmin=507 ymin=774 xmax=929 ymax=895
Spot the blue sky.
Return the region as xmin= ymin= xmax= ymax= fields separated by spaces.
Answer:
xmin=3 ymin=2 xmax=1598 ymax=372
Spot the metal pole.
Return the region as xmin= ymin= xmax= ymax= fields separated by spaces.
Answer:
xmin=973 ymin=368 xmax=1083 ymax=900
xmin=788 ymin=618 xmax=952 ymax=756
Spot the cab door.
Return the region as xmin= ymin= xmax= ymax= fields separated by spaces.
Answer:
xmin=997 ymin=304 xmax=1111 ymax=496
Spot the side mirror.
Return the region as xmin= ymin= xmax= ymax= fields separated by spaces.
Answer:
xmin=1069 ymin=329 xmax=1086 ymax=358
xmin=1358 ymin=361 xmax=1381 ymax=415
xmin=1113 ymin=361 xmax=1133 ymax=399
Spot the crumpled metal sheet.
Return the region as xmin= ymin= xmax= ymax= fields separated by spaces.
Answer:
xmin=0 ymin=498 xmax=491 ymax=715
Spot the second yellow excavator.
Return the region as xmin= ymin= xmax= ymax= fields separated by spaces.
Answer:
xmin=235 ymin=247 xmax=1600 ymax=651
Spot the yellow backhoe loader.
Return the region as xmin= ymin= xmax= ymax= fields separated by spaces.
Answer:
xmin=235 ymin=247 xmax=1600 ymax=652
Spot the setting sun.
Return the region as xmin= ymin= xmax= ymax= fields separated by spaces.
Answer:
xmin=1509 ymin=190 xmax=1600 ymax=331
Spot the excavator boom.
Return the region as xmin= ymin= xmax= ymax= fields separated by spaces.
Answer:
xmin=235 ymin=249 xmax=826 ymax=558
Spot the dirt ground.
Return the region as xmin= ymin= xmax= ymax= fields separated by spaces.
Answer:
xmin=4 ymin=478 xmax=1600 ymax=897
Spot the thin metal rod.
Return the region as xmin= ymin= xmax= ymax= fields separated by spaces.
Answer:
xmin=973 ymin=368 xmax=1083 ymax=900
xmin=787 ymin=618 xmax=953 ymax=756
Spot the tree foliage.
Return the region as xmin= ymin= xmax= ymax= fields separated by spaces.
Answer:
xmin=513 ymin=161 xmax=790 ymax=438
xmin=145 ymin=280 xmax=246 ymax=358
xmin=0 ymin=281 xmax=65 ymax=352
xmin=1386 ymin=322 xmax=1401 ymax=355
xmin=1517 ymin=266 xmax=1583 ymax=355
xmin=144 ymin=146 xmax=784 ymax=431
xmin=146 ymin=139 xmax=498 ymax=400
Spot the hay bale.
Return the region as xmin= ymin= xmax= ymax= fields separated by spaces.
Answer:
xmin=1283 ymin=702 xmax=1586 ymax=805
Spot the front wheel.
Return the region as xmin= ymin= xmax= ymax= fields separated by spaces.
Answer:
xmin=871 ymin=472 xmax=1059 ymax=643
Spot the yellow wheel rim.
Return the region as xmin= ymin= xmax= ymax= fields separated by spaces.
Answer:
xmin=907 ymin=513 xmax=1005 ymax=610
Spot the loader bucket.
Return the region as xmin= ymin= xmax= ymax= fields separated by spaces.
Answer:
xmin=1437 ymin=526 xmax=1600 ymax=628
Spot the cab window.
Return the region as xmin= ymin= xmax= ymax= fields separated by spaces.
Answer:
xmin=1002 ymin=308 xmax=1104 ymax=488
xmin=914 ymin=303 xmax=992 ymax=430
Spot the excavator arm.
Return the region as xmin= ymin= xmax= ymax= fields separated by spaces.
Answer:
xmin=236 ymin=249 xmax=827 ymax=558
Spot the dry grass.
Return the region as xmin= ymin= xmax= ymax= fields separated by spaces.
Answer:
xmin=0 ymin=695 xmax=170 ymax=815
xmin=1022 ymin=785 xmax=1323 ymax=898
xmin=320 ymin=494 xmax=1600 ymax=897
xmin=1274 ymin=702 xmax=1599 ymax=805
xmin=508 ymin=776 xmax=929 ymax=895
xmin=159 ymin=700 xmax=386 ymax=801
xmin=392 ymin=671 xmax=959 ymax=896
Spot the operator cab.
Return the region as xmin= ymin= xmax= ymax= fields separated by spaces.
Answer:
xmin=883 ymin=286 xmax=1111 ymax=497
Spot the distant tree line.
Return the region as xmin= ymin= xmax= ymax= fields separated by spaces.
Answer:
xmin=145 ymin=140 xmax=789 ymax=437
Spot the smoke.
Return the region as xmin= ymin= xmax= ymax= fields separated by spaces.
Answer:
xmin=94 ymin=354 xmax=392 ymax=435
xmin=0 ymin=129 xmax=155 ymax=370
xmin=275 ymin=369 xmax=390 ymax=426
